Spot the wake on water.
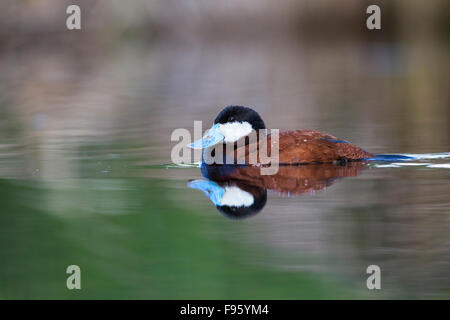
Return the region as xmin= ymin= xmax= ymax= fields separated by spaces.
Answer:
xmin=367 ymin=152 xmax=450 ymax=169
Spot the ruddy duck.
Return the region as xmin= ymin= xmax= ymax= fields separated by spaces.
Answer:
xmin=189 ymin=106 xmax=373 ymax=164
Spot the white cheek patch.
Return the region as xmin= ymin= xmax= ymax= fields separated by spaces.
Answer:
xmin=218 ymin=122 xmax=253 ymax=143
xmin=220 ymin=186 xmax=254 ymax=207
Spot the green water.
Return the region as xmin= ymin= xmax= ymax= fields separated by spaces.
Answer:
xmin=0 ymin=169 xmax=354 ymax=299
xmin=1 ymin=146 xmax=449 ymax=299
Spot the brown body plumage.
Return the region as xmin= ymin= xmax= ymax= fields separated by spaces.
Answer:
xmin=273 ymin=130 xmax=372 ymax=164
xmin=229 ymin=129 xmax=373 ymax=165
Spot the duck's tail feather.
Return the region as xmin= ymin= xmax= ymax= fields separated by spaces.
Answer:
xmin=367 ymin=154 xmax=414 ymax=161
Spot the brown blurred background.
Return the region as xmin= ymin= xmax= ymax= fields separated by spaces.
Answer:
xmin=1 ymin=2 xmax=449 ymax=164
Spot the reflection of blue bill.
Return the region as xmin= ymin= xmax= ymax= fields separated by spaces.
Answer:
xmin=187 ymin=179 xmax=224 ymax=206
xmin=188 ymin=123 xmax=224 ymax=149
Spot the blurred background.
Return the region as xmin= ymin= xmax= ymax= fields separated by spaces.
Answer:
xmin=0 ymin=0 xmax=449 ymax=299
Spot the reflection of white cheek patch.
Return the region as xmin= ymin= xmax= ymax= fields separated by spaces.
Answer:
xmin=220 ymin=186 xmax=254 ymax=207
xmin=219 ymin=122 xmax=253 ymax=143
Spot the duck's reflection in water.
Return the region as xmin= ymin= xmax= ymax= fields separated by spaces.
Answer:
xmin=188 ymin=162 xmax=367 ymax=219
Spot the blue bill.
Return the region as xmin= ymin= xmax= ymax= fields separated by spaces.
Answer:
xmin=188 ymin=123 xmax=224 ymax=149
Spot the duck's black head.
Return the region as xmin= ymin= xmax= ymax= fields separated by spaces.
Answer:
xmin=214 ymin=106 xmax=265 ymax=131
xmin=188 ymin=105 xmax=265 ymax=149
